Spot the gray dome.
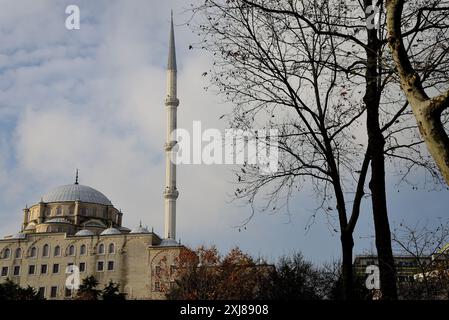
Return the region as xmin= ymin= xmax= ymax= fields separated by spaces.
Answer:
xmin=75 ymin=229 xmax=95 ymax=236
xmin=84 ymin=219 xmax=107 ymax=228
xmin=45 ymin=218 xmax=72 ymax=224
xmin=11 ymin=233 xmax=27 ymax=239
xmin=100 ymin=228 xmax=121 ymax=236
xmin=42 ymin=184 xmax=112 ymax=206
xmin=130 ymin=226 xmax=150 ymax=234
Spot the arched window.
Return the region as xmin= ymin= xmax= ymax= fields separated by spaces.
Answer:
xmin=3 ymin=248 xmax=10 ymax=259
xmin=98 ymin=243 xmax=105 ymax=255
xmin=54 ymin=245 xmax=61 ymax=257
xmin=108 ymin=243 xmax=115 ymax=254
xmin=56 ymin=207 xmax=62 ymax=215
xmin=42 ymin=244 xmax=49 ymax=257
xmin=80 ymin=244 xmax=86 ymax=255
xmin=15 ymin=248 xmax=22 ymax=259
xmin=30 ymin=247 xmax=37 ymax=258
xmin=68 ymin=245 xmax=75 ymax=256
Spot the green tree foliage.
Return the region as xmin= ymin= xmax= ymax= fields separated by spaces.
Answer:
xmin=0 ymin=279 xmax=41 ymax=300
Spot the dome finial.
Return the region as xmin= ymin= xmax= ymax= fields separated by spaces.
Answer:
xmin=75 ymin=169 xmax=79 ymax=185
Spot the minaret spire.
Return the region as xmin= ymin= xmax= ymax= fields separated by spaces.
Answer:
xmin=163 ymin=11 xmax=180 ymax=243
xmin=75 ymin=169 xmax=79 ymax=185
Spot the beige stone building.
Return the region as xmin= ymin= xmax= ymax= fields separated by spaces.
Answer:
xmin=0 ymin=15 xmax=183 ymax=300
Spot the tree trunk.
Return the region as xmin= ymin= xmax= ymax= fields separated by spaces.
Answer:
xmin=364 ymin=0 xmax=398 ymax=300
xmin=341 ymin=231 xmax=354 ymax=300
xmin=386 ymin=0 xmax=449 ymax=184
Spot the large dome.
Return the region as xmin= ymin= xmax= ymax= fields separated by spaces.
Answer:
xmin=42 ymin=184 xmax=112 ymax=206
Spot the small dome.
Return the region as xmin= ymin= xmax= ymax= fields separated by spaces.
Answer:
xmin=84 ymin=219 xmax=107 ymax=228
xmin=159 ymin=238 xmax=180 ymax=247
xmin=130 ymin=225 xmax=150 ymax=234
xmin=100 ymin=228 xmax=121 ymax=236
xmin=45 ymin=218 xmax=72 ymax=224
xmin=75 ymin=229 xmax=95 ymax=236
xmin=11 ymin=233 xmax=27 ymax=239
xmin=42 ymin=184 xmax=112 ymax=206
xmin=119 ymin=226 xmax=131 ymax=233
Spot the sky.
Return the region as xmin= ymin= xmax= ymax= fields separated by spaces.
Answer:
xmin=0 ymin=0 xmax=448 ymax=265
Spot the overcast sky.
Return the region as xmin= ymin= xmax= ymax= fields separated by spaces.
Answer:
xmin=0 ymin=0 xmax=448 ymax=265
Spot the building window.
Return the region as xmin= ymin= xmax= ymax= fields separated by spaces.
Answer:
xmin=38 ymin=287 xmax=45 ymax=299
xmin=41 ymin=264 xmax=48 ymax=274
xmin=54 ymin=245 xmax=61 ymax=257
xmin=29 ymin=247 xmax=37 ymax=258
xmin=56 ymin=207 xmax=62 ymax=215
xmin=81 ymin=208 xmax=87 ymax=215
xmin=79 ymin=262 xmax=86 ymax=273
xmin=3 ymin=248 xmax=10 ymax=259
xmin=154 ymin=281 xmax=160 ymax=292
xmin=65 ymin=288 xmax=72 ymax=298
xmin=1 ymin=267 xmax=8 ymax=277
xmin=98 ymin=244 xmax=105 ymax=255
xmin=170 ymin=265 xmax=177 ymax=275
xmin=80 ymin=244 xmax=86 ymax=255
xmin=107 ymin=261 xmax=114 ymax=271
xmin=97 ymin=261 xmax=104 ymax=272
xmin=15 ymin=248 xmax=22 ymax=259
xmin=53 ymin=264 xmax=60 ymax=274
xmin=50 ymin=286 xmax=58 ymax=298
xmin=13 ymin=266 xmax=20 ymax=276
xmin=42 ymin=244 xmax=49 ymax=257
xmin=108 ymin=243 xmax=115 ymax=254
xmin=28 ymin=265 xmax=36 ymax=275
xmin=68 ymin=245 xmax=75 ymax=256
xmin=155 ymin=266 xmax=161 ymax=276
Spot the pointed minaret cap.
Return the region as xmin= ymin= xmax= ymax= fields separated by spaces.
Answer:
xmin=75 ymin=169 xmax=79 ymax=185
xmin=167 ymin=10 xmax=177 ymax=71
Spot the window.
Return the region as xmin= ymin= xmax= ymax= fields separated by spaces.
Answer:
xmin=81 ymin=208 xmax=87 ymax=215
xmin=107 ymin=261 xmax=114 ymax=271
xmin=56 ymin=207 xmax=62 ymax=215
xmin=42 ymin=244 xmax=49 ymax=257
xmin=98 ymin=244 xmax=105 ymax=254
xmin=154 ymin=281 xmax=160 ymax=292
xmin=28 ymin=265 xmax=36 ymax=275
xmin=65 ymin=288 xmax=72 ymax=298
xmin=15 ymin=248 xmax=22 ymax=259
xmin=80 ymin=244 xmax=86 ymax=255
xmin=3 ymin=248 xmax=10 ymax=259
xmin=1 ymin=267 xmax=8 ymax=277
xmin=54 ymin=245 xmax=61 ymax=257
xmin=97 ymin=261 xmax=104 ymax=272
xmin=79 ymin=262 xmax=86 ymax=272
xmin=30 ymin=247 xmax=37 ymax=258
xmin=53 ymin=263 xmax=60 ymax=274
xmin=38 ymin=287 xmax=45 ymax=299
xmin=13 ymin=266 xmax=20 ymax=276
xmin=170 ymin=265 xmax=177 ymax=275
xmin=155 ymin=266 xmax=161 ymax=276
xmin=108 ymin=243 xmax=115 ymax=254
xmin=50 ymin=286 xmax=58 ymax=298
xmin=41 ymin=264 xmax=48 ymax=274
xmin=68 ymin=245 xmax=75 ymax=256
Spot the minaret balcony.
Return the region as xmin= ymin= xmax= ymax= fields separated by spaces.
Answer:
xmin=165 ymin=97 xmax=179 ymax=106
xmin=163 ymin=188 xmax=179 ymax=199
xmin=164 ymin=141 xmax=178 ymax=152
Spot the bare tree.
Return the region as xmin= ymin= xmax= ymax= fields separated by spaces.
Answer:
xmin=392 ymin=220 xmax=449 ymax=299
xmin=189 ymin=0 xmax=449 ymax=299
xmin=387 ymin=0 xmax=449 ymax=184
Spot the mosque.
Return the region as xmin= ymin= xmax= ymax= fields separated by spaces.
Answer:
xmin=0 ymin=15 xmax=183 ymax=300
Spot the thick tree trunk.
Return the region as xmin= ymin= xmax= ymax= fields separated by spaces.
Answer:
xmin=341 ymin=231 xmax=354 ymax=300
xmin=364 ymin=0 xmax=398 ymax=300
xmin=386 ymin=0 xmax=449 ymax=184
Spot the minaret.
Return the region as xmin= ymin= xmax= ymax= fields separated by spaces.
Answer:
xmin=163 ymin=11 xmax=179 ymax=241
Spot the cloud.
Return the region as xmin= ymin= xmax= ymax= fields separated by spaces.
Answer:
xmin=0 ymin=0 xmax=448 ymax=265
